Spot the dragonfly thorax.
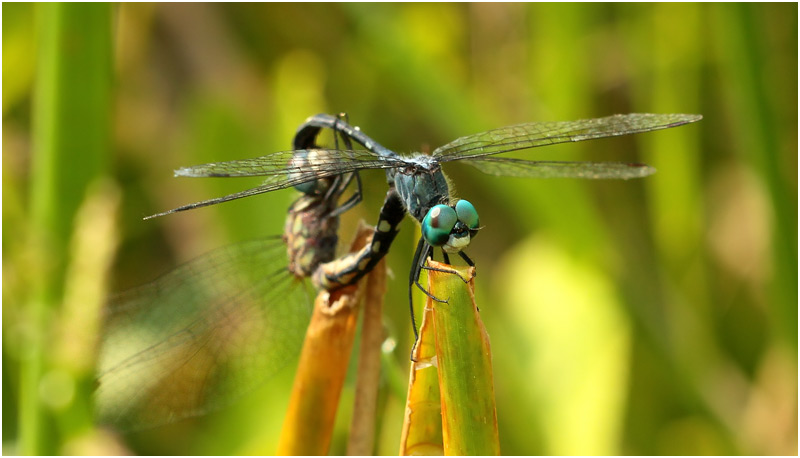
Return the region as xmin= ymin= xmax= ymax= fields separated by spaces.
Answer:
xmin=390 ymin=160 xmax=450 ymax=222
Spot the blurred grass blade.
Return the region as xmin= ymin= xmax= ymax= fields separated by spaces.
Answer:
xmin=277 ymin=225 xmax=371 ymax=455
xmin=399 ymin=287 xmax=443 ymax=455
xmin=30 ymin=2 xmax=112 ymax=251
xmin=347 ymin=254 xmax=387 ymax=455
xmin=428 ymin=260 xmax=500 ymax=456
xmin=24 ymin=3 xmax=112 ymax=455
xmin=54 ymin=179 xmax=124 ymax=454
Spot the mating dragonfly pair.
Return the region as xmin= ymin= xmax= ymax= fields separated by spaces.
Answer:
xmin=96 ymin=112 xmax=701 ymax=429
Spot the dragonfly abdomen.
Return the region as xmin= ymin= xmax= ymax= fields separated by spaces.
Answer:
xmin=284 ymin=191 xmax=340 ymax=278
xmin=313 ymin=188 xmax=405 ymax=290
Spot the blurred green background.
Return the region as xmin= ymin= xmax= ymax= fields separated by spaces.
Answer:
xmin=3 ymin=3 xmax=797 ymax=455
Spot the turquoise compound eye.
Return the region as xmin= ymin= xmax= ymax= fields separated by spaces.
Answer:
xmin=455 ymin=200 xmax=479 ymax=229
xmin=422 ymin=204 xmax=457 ymax=246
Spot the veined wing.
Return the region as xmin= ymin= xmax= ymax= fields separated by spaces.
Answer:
xmin=146 ymin=149 xmax=408 ymax=219
xmin=433 ymin=113 xmax=702 ymax=161
xmin=96 ymin=238 xmax=312 ymax=430
xmin=464 ymin=157 xmax=656 ymax=179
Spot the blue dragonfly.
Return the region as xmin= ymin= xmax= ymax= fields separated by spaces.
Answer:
xmin=151 ymin=112 xmax=702 ymax=339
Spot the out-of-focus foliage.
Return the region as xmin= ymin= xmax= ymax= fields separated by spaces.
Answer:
xmin=3 ymin=3 xmax=796 ymax=455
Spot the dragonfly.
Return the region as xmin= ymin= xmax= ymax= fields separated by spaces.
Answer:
xmin=151 ymin=112 xmax=702 ymax=339
xmin=95 ymin=115 xmax=404 ymax=430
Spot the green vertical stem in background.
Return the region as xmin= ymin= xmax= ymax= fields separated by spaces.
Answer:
xmin=625 ymin=4 xmax=738 ymax=449
xmin=24 ymin=3 xmax=113 ymax=454
xmin=640 ymin=0 xmax=725 ymax=422
xmin=724 ymin=4 xmax=798 ymax=343
xmin=642 ymin=2 xmax=705 ymax=280
xmin=427 ymin=261 xmax=500 ymax=455
xmin=518 ymin=3 xmax=609 ymax=261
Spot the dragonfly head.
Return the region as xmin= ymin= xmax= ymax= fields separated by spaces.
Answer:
xmin=421 ymin=200 xmax=480 ymax=254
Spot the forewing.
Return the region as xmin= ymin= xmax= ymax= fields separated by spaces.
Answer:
xmin=433 ymin=113 xmax=702 ymax=161
xmin=464 ymin=157 xmax=656 ymax=179
xmin=147 ymin=149 xmax=407 ymax=218
xmin=95 ymin=238 xmax=312 ymax=430
xmin=173 ymin=149 xmax=401 ymax=178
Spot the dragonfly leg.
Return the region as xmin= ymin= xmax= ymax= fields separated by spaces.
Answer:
xmin=458 ymin=251 xmax=474 ymax=266
xmin=457 ymin=251 xmax=479 ymax=311
xmin=414 ymin=276 xmax=448 ymax=302
xmin=420 ymin=248 xmax=472 ymax=283
xmin=320 ymin=115 xmax=365 ymax=218
xmin=420 ymin=264 xmax=471 ymax=284
xmin=333 ymin=112 xmax=353 ymax=150
xmin=410 ymin=240 xmax=448 ymax=303
xmin=321 ymin=173 xmax=346 ymax=202
xmin=328 ymin=172 xmax=363 ymax=218
xmin=336 ymin=111 xmax=350 ymax=126
xmin=408 ymin=238 xmax=452 ymax=360
xmin=295 ymin=113 xmax=364 ymax=219
xmin=407 ymin=237 xmax=427 ymax=344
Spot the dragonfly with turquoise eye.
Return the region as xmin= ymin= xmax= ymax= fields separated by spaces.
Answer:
xmin=95 ymin=115 xmax=407 ymax=430
xmin=150 ymin=112 xmax=702 ymax=340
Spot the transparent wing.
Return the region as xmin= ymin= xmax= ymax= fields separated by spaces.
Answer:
xmin=433 ymin=113 xmax=702 ymax=161
xmin=95 ymin=238 xmax=312 ymax=430
xmin=173 ymin=149 xmax=404 ymax=177
xmin=147 ymin=149 xmax=408 ymax=218
xmin=463 ymin=157 xmax=656 ymax=179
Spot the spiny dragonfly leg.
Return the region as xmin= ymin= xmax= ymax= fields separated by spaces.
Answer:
xmin=328 ymin=113 xmax=363 ymax=217
xmin=408 ymin=238 xmax=455 ymax=355
xmin=426 ymin=250 xmax=470 ymax=283
xmin=408 ymin=238 xmax=432 ymax=359
xmin=294 ymin=113 xmax=363 ymax=219
xmin=408 ymin=238 xmax=428 ymax=343
xmin=411 ymin=241 xmax=447 ymax=300
xmin=416 ymin=252 xmax=477 ymax=322
xmin=420 ymin=264 xmax=472 ymax=284
xmin=420 ymin=248 xmax=473 ymax=283
xmin=328 ymin=172 xmax=363 ymax=218
xmin=414 ymin=268 xmax=449 ymax=301
xmin=333 ymin=112 xmax=350 ymax=150
xmin=329 ymin=113 xmax=364 ymax=216
xmin=336 ymin=111 xmax=350 ymax=127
